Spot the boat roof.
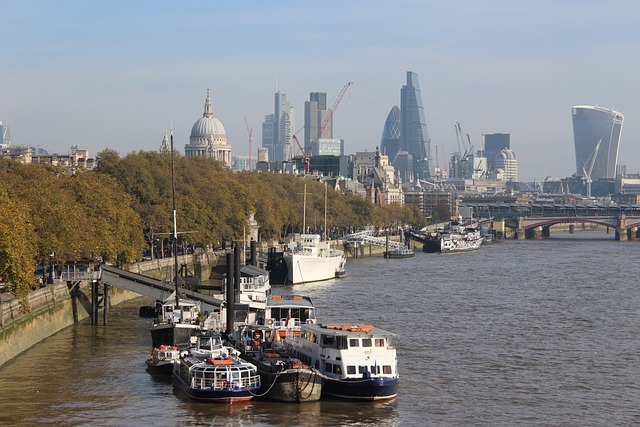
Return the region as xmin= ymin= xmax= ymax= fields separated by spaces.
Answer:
xmin=240 ymin=264 xmax=269 ymax=277
xmin=302 ymin=323 xmax=396 ymax=337
xmin=267 ymin=295 xmax=315 ymax=308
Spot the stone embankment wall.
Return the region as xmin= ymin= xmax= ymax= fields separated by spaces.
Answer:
xmin=0 ymin=251 xmax=218 ymax=368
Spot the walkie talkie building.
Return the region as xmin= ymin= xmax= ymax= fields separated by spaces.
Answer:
xmin=572 ymin=106 xmax=624 ymax=180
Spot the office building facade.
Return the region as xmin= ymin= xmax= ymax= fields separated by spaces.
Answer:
xmin=304 ymin=92 xmax=332 ymax=155
xmin=572 ymin=105 xmax=624 ymax=180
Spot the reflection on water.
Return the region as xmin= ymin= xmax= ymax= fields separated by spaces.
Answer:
xmin=0 ymin=236 xmax=638 ymax=426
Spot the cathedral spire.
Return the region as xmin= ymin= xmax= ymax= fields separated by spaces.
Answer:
xmin=203 ymin=89 xmax=214 ymax=118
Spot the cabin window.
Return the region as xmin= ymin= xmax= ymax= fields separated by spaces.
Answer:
xmin=371 ymin=365 xmax=380 ymax=374
xmin=336 ymin=336 xmax=348 ymax=349
xmin=347 ymin=366 xmax=356 ymax=375
xmin=321 ymin=335 xmax=335 ymax=347
xmin=358 ymin=365 xmax=368 ymax=374
xmin=334 ymin=365 xmax=342 ymax=375
xmin=315 ymin=361 xmax=320 ymax=370
xmin=291 ymin=308 xmax=300 ymax=320
xmin=349 ymin=338 xmax=359 ymax=347
xmin=383 ymin=365 xmax=392 ymax=374
xmin=326 ymin=363 xmax=333 ymax=373
xmin=362 ymin=338 xmax=372 ymax=347
xmin=375 ymin=338 xmax=385 ymax=347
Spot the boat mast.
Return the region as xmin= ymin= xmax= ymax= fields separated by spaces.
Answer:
xmin=170 ymin=126 xmax=181 ymax=308
xmin=324 ymin=182 xmax=327 ymax=241
xmin=302 ymin=183 xmax=307 ymax=234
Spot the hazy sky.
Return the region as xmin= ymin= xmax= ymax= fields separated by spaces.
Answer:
xmin=2 ymin=0 xmax=639 ymax=181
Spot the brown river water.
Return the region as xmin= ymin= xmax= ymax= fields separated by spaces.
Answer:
xmin=0 ymin=231 xmax=638 ymax=426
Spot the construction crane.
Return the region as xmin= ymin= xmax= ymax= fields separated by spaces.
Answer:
xmin=243 ymin=116 xmax=253 ymax=170
xmin=296 ymin=81 xmax=353 ymax=174
xmin=582 ymin=139 xmax=602 ymax=199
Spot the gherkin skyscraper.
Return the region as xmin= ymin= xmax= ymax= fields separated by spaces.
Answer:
xmin=400 ymin=71 xmax=433 ymax=180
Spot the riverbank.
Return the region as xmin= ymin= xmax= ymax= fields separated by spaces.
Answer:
xmin=0 ymin=251 xmax=220 ymax=368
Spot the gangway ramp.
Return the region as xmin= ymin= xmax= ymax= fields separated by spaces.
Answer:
xmin=100 ymin=265 xmax=223 ymax=312
xmin=343 ymin=230 xmax=406 ymax=250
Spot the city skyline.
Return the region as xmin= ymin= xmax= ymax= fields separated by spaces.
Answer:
xmin=1 ymin=1 xmax=639 ymax=181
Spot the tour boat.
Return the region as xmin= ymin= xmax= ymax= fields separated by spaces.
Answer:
xmin=173 ymin=331 xmax=261 ymax=403
xmin=284 ymin=323 xmax=399 ymax=401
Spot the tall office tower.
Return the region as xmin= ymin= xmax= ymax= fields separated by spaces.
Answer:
xmin=0 ymin=121 xmax=11 ymax=149
xmin=262 ymin=114 xmax=274 ymax=153
xmin=263 ymin=91 xmax=294 ymax=162
xmin=380 ymin=106 xmax=401 ymax=163
xmin=400 ymin=71 xmax=433 ymax=180
xmin=483 ymin=133 xmax=510 ymax=173
xmin=572 ymin=106 xmax=624 ymax=180
xmin=304 ymin=92 xmax=332 ymax=155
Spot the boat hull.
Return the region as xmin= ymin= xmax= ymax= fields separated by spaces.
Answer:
xmin=323 ymin=376 xmax=399 ymax=401
xmin=145 ymin=359 xmax=175 ymax=375
xmin=173 ymin=372 xmax=258 ymax=403
xmin=422 ymin=235 xmax=483 ymax=253
xmin=260 ymin=369 xmax=322 ymax=402
xmin=284 ymin=253 xmax=345 ymax=284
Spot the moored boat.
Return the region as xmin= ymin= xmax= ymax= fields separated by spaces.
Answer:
xmin=283 ymin=234 xmax=346 ymax=284
xmin=284 ymin=323 xmax=399 ymax=401
xmin=145 ymin=344 xmax=181 ymax=375
xmin=422 ymin=221 xmax=483 ymax=253
xmin=234 ymin=325 xmax=322 ymax=402
xmin=173 ymin=331 xmax=261 ymax=403
xmin=384 ymin=247 xmax=415 ymax=259
xmin=150 ymin=291 xmax=202 ymax=347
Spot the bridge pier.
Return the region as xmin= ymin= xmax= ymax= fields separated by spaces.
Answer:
xmin=615 ymin=229 xmax=628 ymax=241
xmin=628 ymin=226 xmax=638 ymax=241
xmin=525 ymin=226 xmax=543 ymax=239
xmin=568 ymin=224 xmax=575 ymax=234
xmin=542 ymin=226 xmax=551 ymax=238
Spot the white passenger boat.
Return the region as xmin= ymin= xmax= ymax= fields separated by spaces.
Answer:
xmin=173 ymin=331 xmax=261 ymax=403
xmin=283 ymin=234 xmax=346 ymax=284
xmin=284 ymin=323 xmax=399 ymax=401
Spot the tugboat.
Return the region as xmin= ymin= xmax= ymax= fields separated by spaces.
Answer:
xmin=173 ymin=331 xmax=261 ymax=403
xmin=284 ymin=323 xmax=399 ymax=401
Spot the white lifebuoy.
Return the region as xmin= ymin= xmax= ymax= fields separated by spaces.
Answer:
xmin=306 ymin=319 xmax=313 ymax=324
xmin=267 ymin=318 xmax=274 ymax=326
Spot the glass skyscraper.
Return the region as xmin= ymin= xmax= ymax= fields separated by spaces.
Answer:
xmin=572 ymin=106 xmax=624 ymax=180
xmin=262 ymin=91 xmax=294 ymax=162
xmin=380 ymin=106 xmax=401 ymax=163
xmin=400 ymin=71 xmax=433 ymax=179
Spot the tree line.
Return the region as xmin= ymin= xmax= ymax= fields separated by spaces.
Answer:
xmin=0 ymin=151 xmax=426 ymax=307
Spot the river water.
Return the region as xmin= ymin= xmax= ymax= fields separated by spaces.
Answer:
xmin=1 ymin=231 xmax=639 ymax=426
